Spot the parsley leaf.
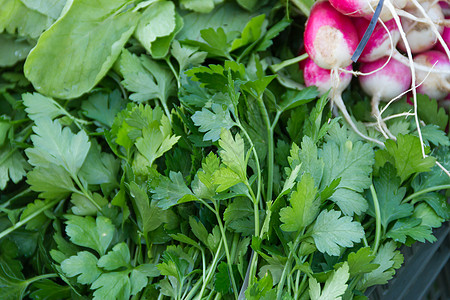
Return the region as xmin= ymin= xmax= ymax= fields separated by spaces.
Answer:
xmin=191 ymin=104 xmax=236 ymax=142
xmin=309 ymin=262 xmax=350 ymax=300
xmin=0 ymin=144 xmax=28 ymax=190
xmin=218 ymin=129 xmax=247 ymax=181
xmin=280 ymin=173 xmax=320 ymax=232
xmin=81 ymin=90 xmax=124 ymax=128
xmin=310 ymin=210 xmax=365 ymax=256
xmin=91 ymin=271 xmax=131 ymax=300
xmin=22 ymin=93 xmax=65 ymax=121
xmin=150 ymin=171 xmax=197 ymax=209
xmin=347 ymin=247 xmax=379 ymax=277
xmin=61 ymin=251 xmax=101 ymax=284
xmin=386 ymin=218 xmax=436 ymax=243
xmin=65 ymin=215 xmax=115 ymax=256
xmin=97 ymin=243 xmax=130 ymax=271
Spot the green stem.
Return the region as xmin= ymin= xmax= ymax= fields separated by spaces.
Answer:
xmin=72 ymin=176 xmax=102 ymax=211
xmin=271 ymin=53 xmax=308 ymax=73
xmin=165 ymin=57 xmax=180 ymax=88
xmin=277 ymin=232 xmax=303 ymax=299
xmin=26 ymin=273 xmax=59 ymax=285
xmin=0 ymin=199 xmax=59 ymax=240
xmin=402 ymin=184 xmax=450 ymax=203
xmin=255 ymin=95 xmax=273 ymax=202
xmin=214 ymin=204 xmax=239 ymax=300
xmin=0 ymin=188 xmax=32 ymax=209
xmin=369 ymin=185 xmax=381 ymax=254
xmin=194 ymin=239 xmax=224 ymax=300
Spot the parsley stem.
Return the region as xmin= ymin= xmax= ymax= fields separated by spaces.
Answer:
xmin=402 ymin=184 xmax=450 ymax=203
xmin=195 ymin=239 xmax=224 ymax=300
xmin=26 ymin=273 xmax=59 ymax=284
xmin=276 ymin=231 xmax=303 ymax=299
xmin=369 ymin=184 xmax=382 ymax=254
xmin=165 ymin=57 xmax=180 ymax=88
xmin=0 ymin=198 xmax=59 ymax=240
xmin=214 ymin=203 xmax=239 ymax=299
xmin=271 ymin=53 xmax=308 ymax=73
xmin=72 ymin=176 xmax=102 ymax=211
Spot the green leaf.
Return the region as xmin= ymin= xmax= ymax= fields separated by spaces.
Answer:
xmin=224 ymin=197 xmax=257 ymax=236
xmin=65 ymin=215 xmax=115 ymax=256
xmin=171 ymin=41 xmax=207 ymax=73
xmin=214 ymin=262 xmax=234 ymax=294
xmin=129 ymin=182 xmax=165 ymax=234
xmin=70 ymin=193 xmax=107 ymax=216
xmin=0 ymin=144 xmax=28 ymax=190
xmin=180 ymin=0 xmax=215 ymax=13
xmin=256 ymin=17 xmax=291 ymax=51
xmin=192 ymin=104 xmax=236 ymax=142
xmin=386 ymin=218 xmax=436 ymax=243
xmin=0 ymin=0 xmax=53 ymax=39
xmin=29 ymin=279 xmax=71 ymax=300
xmin=212 ymin=167 xmax=243 ymax=192
xmin=383 ymin=134 xmax=436 ymax=182
xmin=280 ymin=173 xmax=320 ymax=232
xmin=198 ymin=27 xmax=232 ymax=58
xmin=414 ymin=124 xmax=450 ymax=147
xmin=81 ymin=90 xmax=124 ymax=127
xmin=218 ymin=129 xmax=247 ymax=181
xmin=26 ymin=165 xmax=76 ymax=199
xmin=347 ymin=247 xmax=379 ymax=277
xmin=417 ymin=94 xmax=448 ymax=131
xmin=277 ymin=87 xmax=318 ymax=113
xmin=135 ymin=116 xmax=180 ymax=167
xmin=367 ymin=164 xmax=413 ymax=230
xmin=309 ymin=262 xmax=350 ymax=300
xmin=20 ymin=0 xmax=66 ymax=19
xmin=241 ymin=75 xmax=277 ymax=98
xmin=24 ymin=0 xmax=138 ymax=99
xmin=25 ymin=118 xmax=90 ymax=177
xmin=245 ymin=272 xmax=276 ymax=300
xmin=118 ymin=50 xmax=176 ymax=104
xmin=151 ymin=171 xmax=197 ymax=209
xmin=321 ymin=135 xmax=374 ymax=216
xmin=231 ymin=14 xmax=266 ymax=51
xmin=357 ymin=241 xmax=403 ymax=290
xmin=19 ymin=199 xmax=53 ymax=230
xmin=189 ymin=217 xmax=209 ymax=246
xmin=135 ymin=1 xmax=176 ymax=54
xmin=413 ymin=203 xmax=444 ymax=228
xmin=91 ymin=271 xmax=131 ymax=300
xmin=60 ymin=251 xmax=101 ymax=285
xmin=310 ymin=210 xmax=365 ymax=256
xmin=412 ymin=147 xmax=450 ymax=191
xmin=130 ymin=264 xmax=160 ymax=296
xmin=0 ymin=34 xmax=33 ymax=67
xmin=98 ymin=243 xmax=130 ymax=271
xmin=22 ymin=93 xmax=66 ymax=122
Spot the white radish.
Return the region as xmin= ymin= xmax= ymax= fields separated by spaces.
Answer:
xmin=359 ymin=57 xmax=412 ymax=138
xmin=415 ymin=50 xmax=450 ymax=100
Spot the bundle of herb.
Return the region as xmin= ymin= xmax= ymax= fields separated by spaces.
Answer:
xmin=0 ymin=0 xmax=449 ymax=299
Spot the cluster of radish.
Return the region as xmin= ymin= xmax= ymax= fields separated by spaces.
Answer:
xmin=300 ymin=0 xmax=450 ymax=146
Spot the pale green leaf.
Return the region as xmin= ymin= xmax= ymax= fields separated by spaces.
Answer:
xmin=60 ymin=251 xmax=101 ymax=285
xmin=24 ymin=0 xmax=138 ymax=99
xmin=171 ymin=41 xmax=207 ymax=73
xmin=280 ymin=173 xmax=319 ymax=232
xmin=81 ymin=90 xmax=124 ymax=127
xmin=212 ymin=167 xmax=242 ymax=192
xmin=309 ymin=262 xmax=349 ymax=300
xmin=218 ymin=129 xmax=246 ymax=180
xmin=65 ymin=215 xmax=115 ymax=256
xmin=20 ymin=0 xmax=66 ymax=19
xmin=386 ymin=218 xmax=436 ymax=243
xmin=0 ymin=34 xmax=33 ymax=67
xmin=192 ymin=104 xmax=236 ymax=142
xmin=180 ymin=0 xmax=215 ymax=13
xmin=347 ymin=247 xmax=378 ymax=277
xmin=26 ymin=165 xmax=76 ymax=199
xmin=151 ymin=171 xmax=197 ymax=209
xmin=91 ymin=271 xmax=131 ymax=300
xmin=98 ymin=243 xmax=130 ymax=271
xmin=0 ymin=144 xmax=28 ymax=190
xmin=231 ymin=14 xmax=266 ymax=51
xmin=412 ymin=203 xmax=444 ymax=228
xmin=22 ymin=93 xmax=66 ymax=122
xmin=311 ymin=210 xmax=365 ymax=256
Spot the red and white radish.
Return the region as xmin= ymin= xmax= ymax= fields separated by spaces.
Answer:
xmin=304 ymin=1 xmax=359 ymax=70
xmin=434 ymin=20 xmax=450 ymax=53
xmin=397 ymin=1 xmax=445 ymax=53
xmin=415 ymin=50 xmax=450 ymax=100
xmin=359 ymin=57 xmax=412 ymax=138
xmin=329 ymin=0 xmax=407 ymax=21
xmin=303 ymin=57 xmax=384 ymax=145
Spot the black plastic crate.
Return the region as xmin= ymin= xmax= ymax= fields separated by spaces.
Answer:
xmin=367 ymin=222 xmax=450 ymax=300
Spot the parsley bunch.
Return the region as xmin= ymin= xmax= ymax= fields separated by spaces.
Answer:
xmin=1 ymin=0 xmax=449 ymax=299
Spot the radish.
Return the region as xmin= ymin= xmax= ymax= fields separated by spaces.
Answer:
xmin=434 ymin=19 xmax=450 ymax=53
xmin=397 ymin=1 xmax=445 ymax=53
xmin=304 ymin=1 xmax=359 ymax=70
xmin=415 ymin=50 xmax=450 ymax=100
xmin=359 ymin=57 xmax=412 ymax=138
xmin=302 ymin=57 xmax=384 ymax=145
xmin=329 ymin=0 xmax=407 ymax=21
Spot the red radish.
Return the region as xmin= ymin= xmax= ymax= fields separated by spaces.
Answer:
xmin=353 ymin=17 xmax=401 ymax=62
xmin=397 ymin=1 xmax=445 ymax=53
xmin=359 ymin=57 xmax=412 ymax=138
xmin=302 ymin=57 xmax=384 ymax=145
xmin=304 ymin=1 xmax=359 ymax=70
xmin=415 ymin=50 xmax=450 ymax=100
xmin=329 ymin=0 xmax=407 ymax=21
xmin=434 ymin=21 xmax=450 ymax=53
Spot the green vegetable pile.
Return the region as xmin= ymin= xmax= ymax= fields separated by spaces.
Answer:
xmin=1 ymin=0 xmax=449 ymax=299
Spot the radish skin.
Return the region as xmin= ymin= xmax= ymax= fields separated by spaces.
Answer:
xmin=304 ymin=1 xmax=359 ymax=69
xmin=415 ymin=50 xmax=450 ymax=100
xmin=359 ymin=57 xmax=412 ymax=138
xmin=302 ymin=57 xmax=384 ymax=145
xmin=329 ymin=0 xmax=407 ymax=20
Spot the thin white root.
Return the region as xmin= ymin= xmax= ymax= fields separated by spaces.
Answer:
xmin=395 ymin=9 xmax=450 ymax=26
xmin=393 ymin=51 xmax=450 ymax=75
xmin=410 ymin=0 xmax=450 ymax=60
xmin=435 ymin=160 xmax=450 ymax=178
xmin=382 ymin=112 xmax=415 ymax=122
xmin=371 ymin=95 xmax=396 ymax=139
xmin=385 ymin=1 xmax=427 ymax=159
